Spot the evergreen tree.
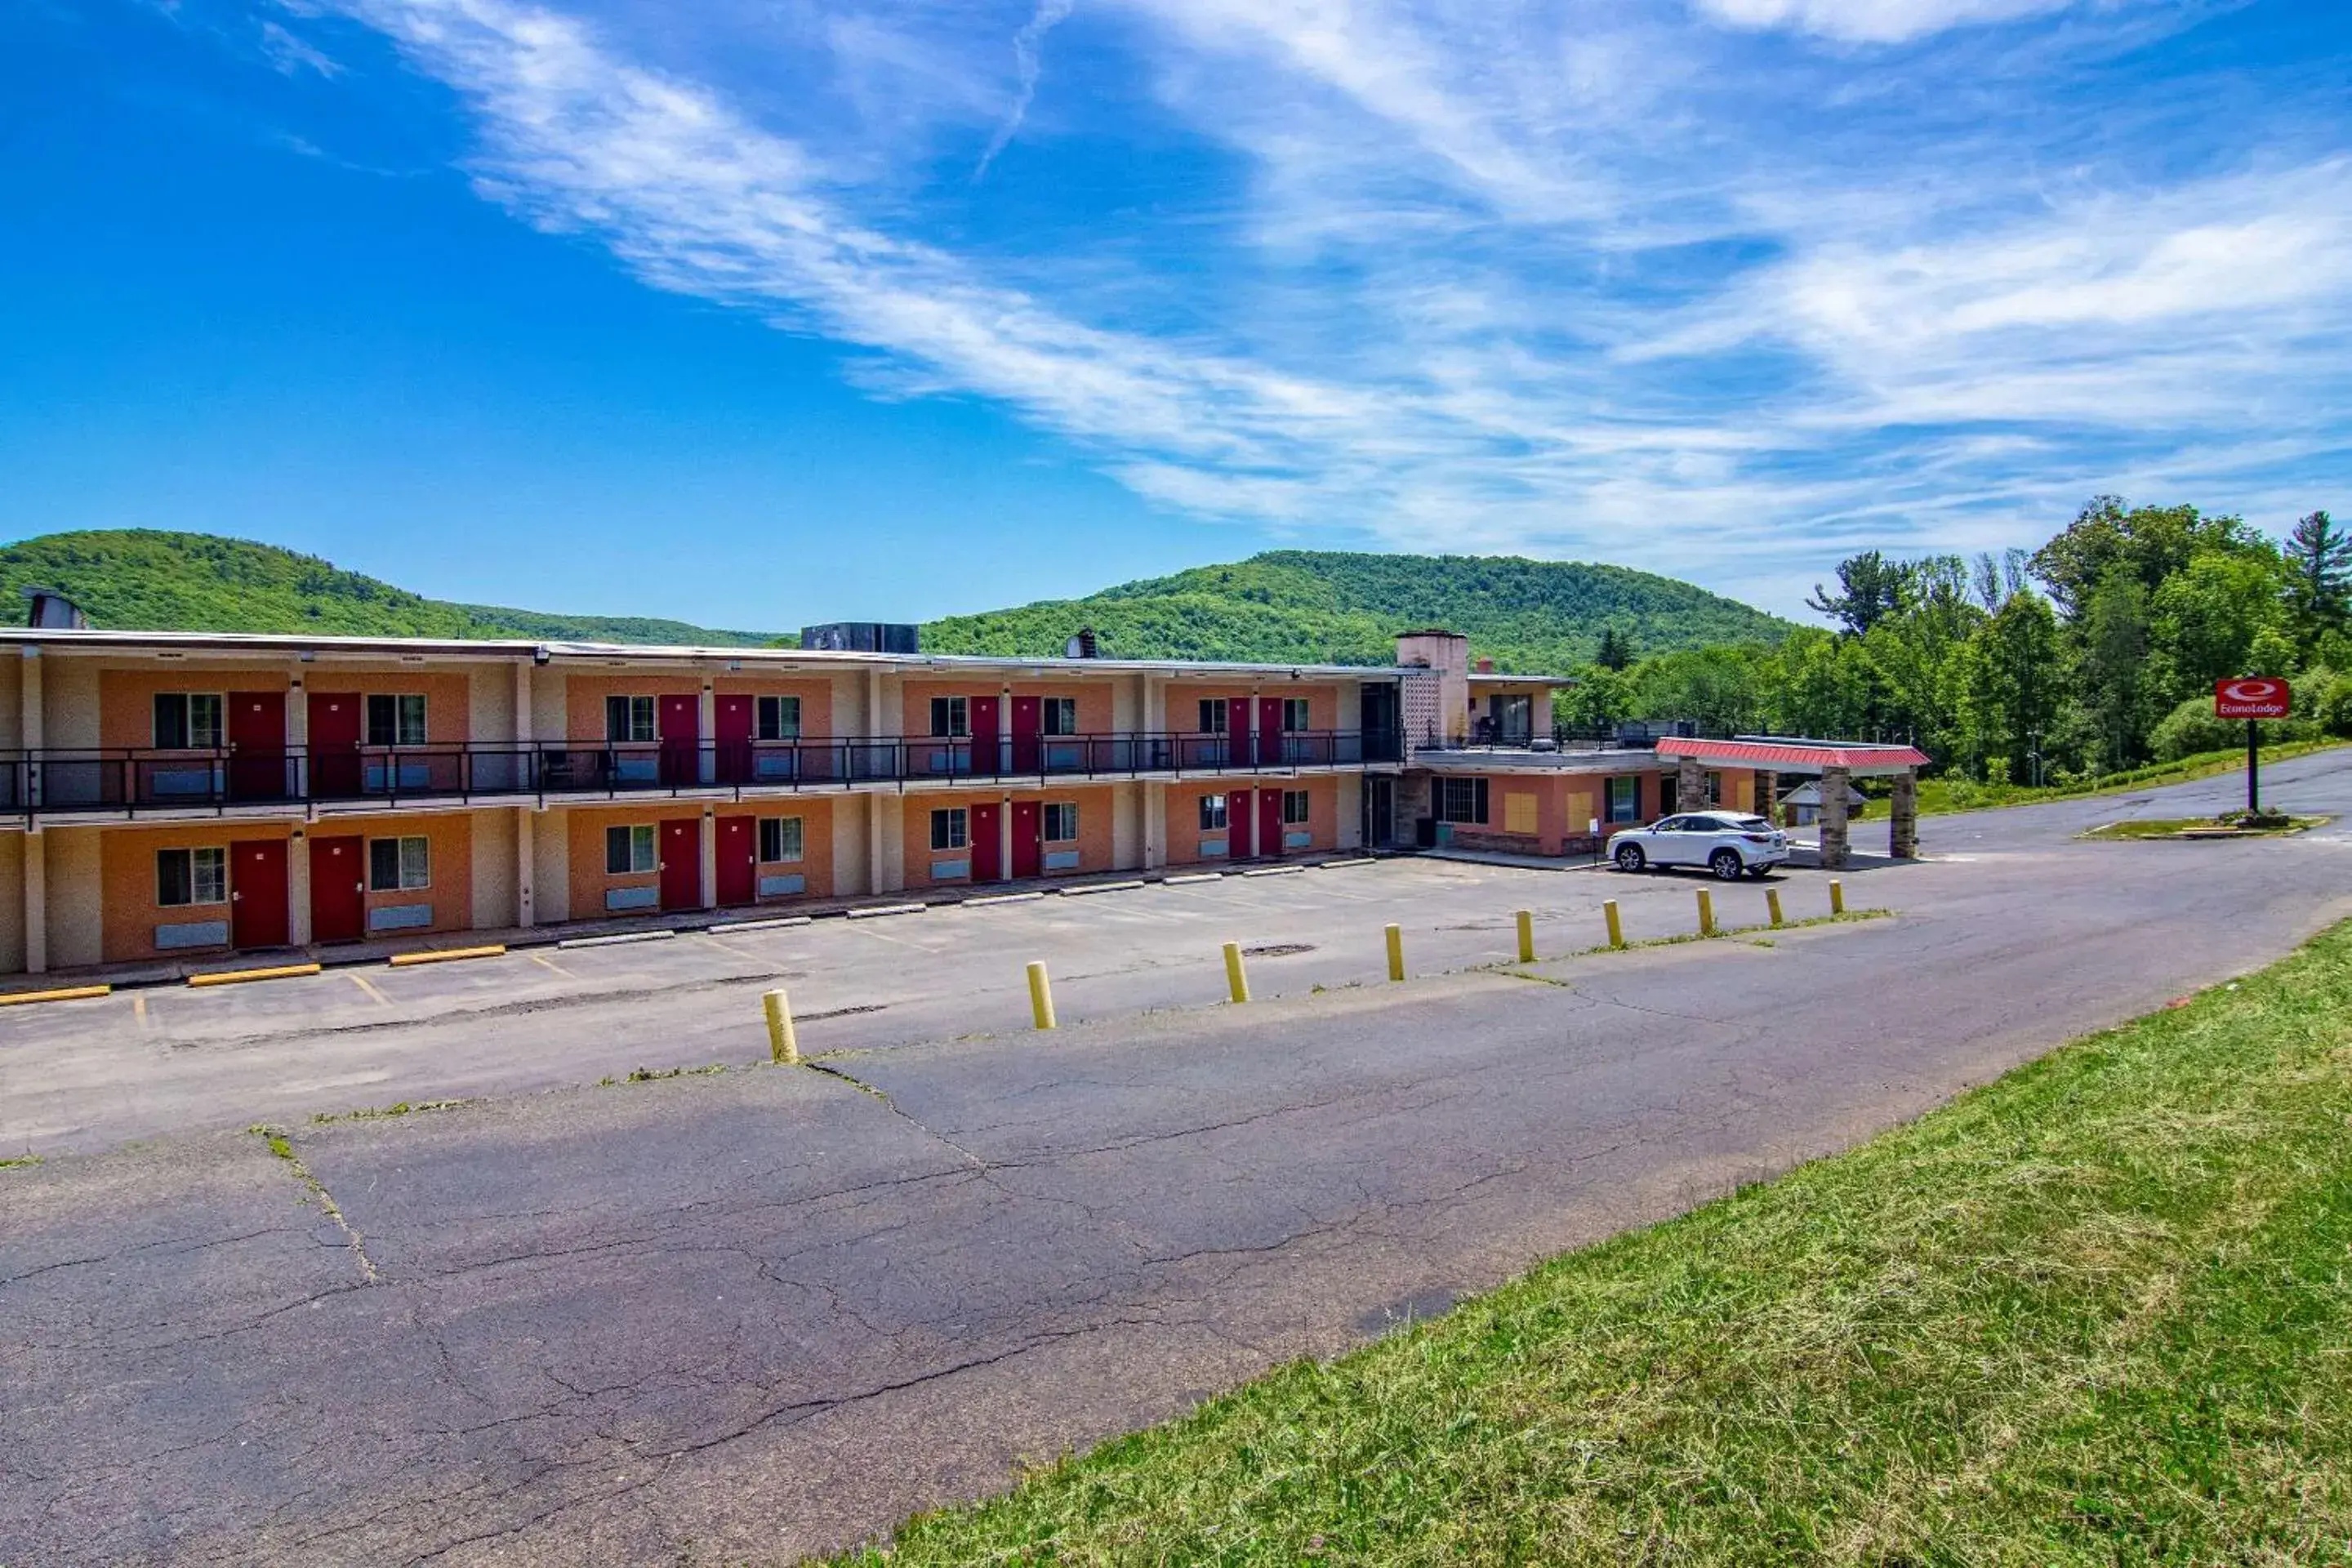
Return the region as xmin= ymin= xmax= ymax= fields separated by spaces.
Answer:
xmin=2286 ymin=510 xmax=2350 ymax=637
xmin=1806 ymin=550 xmax=1913 ymax=636
xmin=1593 ymin=624 xmax=1634 ymax=670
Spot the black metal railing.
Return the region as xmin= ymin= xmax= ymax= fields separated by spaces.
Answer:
xmin=1 ymin=728 xmax=1401 ymax=816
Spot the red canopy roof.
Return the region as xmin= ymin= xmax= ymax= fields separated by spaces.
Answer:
xmin=1655 ymin=737 xmax=1929 ymax=773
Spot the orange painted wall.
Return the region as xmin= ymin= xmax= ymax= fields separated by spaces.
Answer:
xmin=902 ymin=790 xmax=992 ymax=888
xmin=714 ymin=677 xmax=834 ymax=741
xmin=715 ymin=798 xmax=835 ymax=902
xmin=319 ymin=813 xmax=474 ymax=939
xmin=567 ymin=804 xmax=699 ymax=918
xmin=898 ymin=786 xmax=1117 ymax=888
xmin=99 ymin=668 xmax=291 ymax=751
xmin=1161 ymin=681 xmax=1340 ymax=733
xmin=100 ymin=822 xmax=291 ymax=963
xmin=304 ymin=673 xmax=473 ymax=745
xmin=1162 ymin=780 xmax=1334 ymax=865
xmin=565 ymin=675 xmax=702 ymax=742
xmin=896 ymin=679 xmax=1120 ymax=739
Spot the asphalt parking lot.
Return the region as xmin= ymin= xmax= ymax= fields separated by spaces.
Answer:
xmin=5 ymin=847 xmax=1852 ymax=1156
xmin=4 ymin=749 xmax=2350 ymax=1566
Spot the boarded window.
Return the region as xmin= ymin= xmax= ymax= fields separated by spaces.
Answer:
xmin=1503 ymin=792 xmax=1539 ymax=835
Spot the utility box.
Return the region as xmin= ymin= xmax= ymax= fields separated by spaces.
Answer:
xmin=800 ymin=621 xmax=919 ymax=654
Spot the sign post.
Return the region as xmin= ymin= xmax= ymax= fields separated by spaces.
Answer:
xmin=2214 ymin=678 xmax=2292 ymax=815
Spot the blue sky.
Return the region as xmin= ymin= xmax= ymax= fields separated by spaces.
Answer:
xmin=3 ymin=0 xmax=2346 ymax=630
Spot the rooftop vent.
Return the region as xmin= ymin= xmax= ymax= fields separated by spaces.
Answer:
xmin=1062 ymin=626 xmax=1100 ymax=658
xmin=800 ymin=621 xmax=919 ymax=654
xmin=22 ymin=587 xmax=89 ymax=630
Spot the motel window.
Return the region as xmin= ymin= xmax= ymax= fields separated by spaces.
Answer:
xmin=153 ymin=693 xmax=225 ymax=750
xmin=1706 ymin=771 xmax=1724 ymax=806
xmin=1606 ymin=777 xmax=1639 ymax=823
xmin=1437 ymin=777 xmax=1490 ymax=825
xmin=1283 ymin=789 xmax=1311 ymax=825
xmin=1198 ymin=795 xmax=1228 ymax=831
xmin=367 ymin=694 xmax=427 ymax=748
xmin=931 ymin=808 xmax=969 ymax=851
xmin=605 ymin=823 xmax=657 ymax=875
xmin=1043 ymin=802 xmax=1080 ymax=843
xmin=1197 ymin=698 xmax=1228 ymax=734
xmin=1042 ymin=697 xmax=1079 ymax=736
xmin=368 ymin=836 xmax=430 ymax=893
xmin=1282 ymin=698 xmax=1311 ymax=733
xmin=156 ymin=846 xmax=227 ymax=907
xmin=605 ymin=695 xmax=656 ymax=744
xmin=756 ymin=695 xmax=802 ymax=742
xmin=929 ymin=697 xmax=970 ymax=737
xmin=758 ymin=816 xmax=804 ymax=864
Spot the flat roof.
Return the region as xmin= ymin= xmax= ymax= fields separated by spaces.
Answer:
xmin=0 ymin=626 xmax=1408 ymax=683
xmin=1656 ymin=736 xmax=1930 ymax=773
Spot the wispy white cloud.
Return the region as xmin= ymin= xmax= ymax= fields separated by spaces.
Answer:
xmin=313 ymin=0 xmax=2351 ymax=611
xmin=259 ymin=16 xmax=341 ymax=75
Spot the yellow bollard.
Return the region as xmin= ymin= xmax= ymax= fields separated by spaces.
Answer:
xmin=1696 ymin=889 xmax=1716 ymax=937
xmin=1829 ymin=878 xmax=1846 ymax=916
xmin=1385 ymin=923 xmax=1405 ymax=982
xmin=762 ymin=988 xmax=800 ymax=1064
xmin=1603 ymin=899 xmax=1625 ymax=950
xmin=1223 ymin=941 xmax=1250 ymax=1004
xmin=1766 ymin=888 xmax=1784 ymax=928
xmin=1516 ymin=909 xmax=1536 ymax=964
xmin=1027 ymin=961 xmax=1057 ymax=1030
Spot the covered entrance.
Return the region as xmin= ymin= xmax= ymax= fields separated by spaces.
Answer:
xmin=1655 ymin=737 xmax=1928 ymax=870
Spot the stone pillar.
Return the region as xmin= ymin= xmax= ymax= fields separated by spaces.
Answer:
xmin=1819 ymin=765 xmax=1851 ymax=871
xmin=1757 ymin=769 xmax=1778 ymax=822
xmin=1676 ymin=755 xmax=1706 ymax=813
xmin=23 ymin=828 xmax=47 ymax=975
xmin=288 ymin=831 xmax=313 ymax=947
xmin=1890 ymin=771 xmax=1919 ymax=859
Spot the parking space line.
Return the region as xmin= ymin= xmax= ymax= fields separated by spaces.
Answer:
xmin=348 ymin=973 xmax=393 ymax=1007
xmin=133 ymin=993 xmax=149 ymax=1028
xmin=696 ymin=933 xmax=764 ymax=964
xmin=525 ymin=951 xmax=577 ymax=979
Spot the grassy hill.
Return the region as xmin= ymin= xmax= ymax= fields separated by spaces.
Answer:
xmin=0 ymin=531 xmax=1794 ymax=668
xmin=0 ymin=531 xmax=776 ymax=645
xmin=924 ymin=551 xmax=1796 ymax=668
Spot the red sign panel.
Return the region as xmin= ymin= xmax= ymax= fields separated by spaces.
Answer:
xmin=2215 ymin=677 xmax=2291 ymax=719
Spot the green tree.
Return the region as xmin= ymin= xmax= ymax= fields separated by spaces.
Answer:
xmin=1593 ymin=624 xmax=1635 ymax=670
xmin=2030 ymin=496 xmax=2261 ymax=617
xmin=2150 ymin=550 xmax=2292 ymax=692
xmin=1959 ymin=591 xmax=2063 ymax=783
xmin=1771 ymin=630 xmax=1877 ymax=739
xmin=2285 ymin=510 xmax=2350 ymax=638
xmin=1806 ymin=550 xmax=1913 ymax=636
xmin=2076 ymin=568 xmax=2157 ymax=771
xmin=1630 ymin=646 xmax=1772 ymax=736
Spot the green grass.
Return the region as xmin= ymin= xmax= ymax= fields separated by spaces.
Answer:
xmin=2082 ymin=817 xmax=2326 ymax=841
xmin=844 ymin=921 xmax=2352 ymax=1566
xmin=1914 ymin=740 xmax=2345 ymax=817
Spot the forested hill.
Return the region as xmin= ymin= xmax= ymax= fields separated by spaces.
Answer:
xmin=922 ymin=552 xmax=1795 ymax=668
xmin=0 ymin=532 xmax=777 ymax=645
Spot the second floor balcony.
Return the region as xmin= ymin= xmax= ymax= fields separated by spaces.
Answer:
xmin=0 ymin=728 xmax=1405 ymax=817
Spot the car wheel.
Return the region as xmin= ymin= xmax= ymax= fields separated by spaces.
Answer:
xmin=1709 ymin=849 xmax=1744 ymax=881
xmin=1615 ymin=844 xmax=1646 ymax=872
xmin=1748 ymin=864 xmax=1775 ymax=880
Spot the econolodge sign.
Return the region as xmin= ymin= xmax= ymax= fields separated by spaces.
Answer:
xmin=2215 ymin=677 xmax=2291 ymax=719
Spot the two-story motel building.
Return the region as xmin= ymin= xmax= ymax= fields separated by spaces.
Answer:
xmin=0 ymin=621 xmax=1916 ymax=980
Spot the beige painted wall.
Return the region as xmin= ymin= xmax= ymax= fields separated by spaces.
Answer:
xmin=0 ymin=833 xmax=23 ymax=974
xmin=532 ymin=808 xmax=571 ymax=924
xmin=471 ymin=806 xmax=517 ymax=929
xmin=45 ymin=828 xmax=103 ymax=969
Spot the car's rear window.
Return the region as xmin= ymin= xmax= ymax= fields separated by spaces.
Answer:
xmin=1730 ymin=816 xmax=1773 ymax=831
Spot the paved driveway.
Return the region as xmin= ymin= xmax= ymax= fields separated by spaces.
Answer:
xmin=3 ymin=750 xmax=2348 ymax=1565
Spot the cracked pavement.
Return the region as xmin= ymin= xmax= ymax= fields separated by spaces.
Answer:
xmin=4 ymin=751 xmax=2350 ymax=1564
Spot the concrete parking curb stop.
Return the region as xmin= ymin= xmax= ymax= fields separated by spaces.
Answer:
xmin=188 ymin=963 xmax=323 ymax=988
xmin=1241 ymin=865 xmax=1306 ymax=878
xmin=1060 ymin=880 xmax=1147 ymax=897
xmin=1163 ymin=872 xmax=1223 ymax=886
xmin=707 ymin=915 xmax=814 ymax=934
xmin=847 ymin=903 xmax=928 ymax=920
xmin=0 ymin=983 xmax=111 ymax=1007
xmin=960 ymin=893 xmax=1046 ymax=908
xmin=388 ymin=946 xmax=506 ymax=968
xmin=558 ymin=930 xmax=675 ymax=950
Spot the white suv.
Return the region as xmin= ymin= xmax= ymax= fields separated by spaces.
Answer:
xmin=1611 ymin=811 xmax=1790 ymax=880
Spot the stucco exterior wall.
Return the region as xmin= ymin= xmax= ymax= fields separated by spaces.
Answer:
xmin=98 ymin=822 xmax=289 ymax=964
xmin=0 ymin=833 xmax=23 ymax=974
xmin=714 ymin=797 xmax=835 ymax=904
xmin=46 ymin=827 xmax=102 ymax=969
xmin=470 ymin=806 xmax=517 ymax=929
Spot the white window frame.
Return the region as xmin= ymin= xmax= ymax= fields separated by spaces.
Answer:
xmin=605 ymin=823 xmax=657 ymax=875
xmin=758 ymin=815 xmax=804 ymax=864
xmin=1281 ymin=697 xmax=1311 ymax=733
xmin=1042 ymin=697 xmax=1079 ymax=737
xmin=1042 ymin=802 xmax=1080 ymax=843
xmin=153 ymin=693 xmax=225 ymax=750
xmin=156 ymin=845 xmax=228 ymax=907
xmin=1437 ymin=777 xmax=1489 ymax=825
xmin=605 ymin=695 xmax=656 ymax=744
xmin=931 ymin=807 xmax=969 ymax=851
xmin=1197 ymin=698 xmax=1229 ymax=734
xmin=1198 ymin=794 xmax=1228 ymax=831
xmin=1606 ymin=776 xmax=1640 ymax=823
xmin=930 ymin=697 xmax=970 ymax=738
xmin=1283 ymin=789 xmax=1311 ymax=825
xmin=368 ymin=835 xmax=431 ymax=892
xmin=756 ymin=695 xmax=802 ymax=742
xmin=367 ymin=693 xmax=428 ymax=748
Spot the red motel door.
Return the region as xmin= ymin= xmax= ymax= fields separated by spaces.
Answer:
xmin=715 ymin=696 xmax=754 ymax=785
xmin=1258 ymin=789 xmax=1285 ymax=858
xmin=230 ymin=839 xmax=290 ymax=949
xmin=309 ymin=835 xmax=365 ymax=944
xmin=1011 ymin=800 xmax=1043 ymax=878
xmin=658 ymin=818 xmax=702 ymax=911
xmin=1259 ymin=697 xmax=1286 ymax=766
xmin=1227 ymin=789 xmax=1254 ymax=858
xmin=969 ymin=696 xmax=1001 ymax=777
xmin=1010 ymin=696 xmax=1043 ymax=773
xmin=308 ymin=693 xmax=363 ymax=798
xmin=228 ymin=691 xmax=287 ymax=801
xmin=657 ymin=695 xmax=700 ymax=787
xmin=970 ymin=801 xmax=1004 ymax=881
xmin=715 ymin=817 xmax=756 ymax=906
